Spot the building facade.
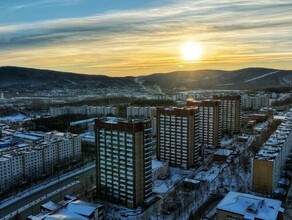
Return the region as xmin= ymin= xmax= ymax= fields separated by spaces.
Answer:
xmin=95 ymin=118 xmax=153 ymax=208
xmin=126 ymin=106 xmax=156 ymax=119
xmin=50 ymin=106 xmax=118 ymax=117
xmin=213 ymin=95 xmax=241 ymax=134
xmin=241 ymin=94 xmax=270 ymax=110
xmin=252 ymin=109 xmax=292 ymax=195
xmin=157 ymin=107 xmax=201 ymax=168
xmin=0 ymin=131 xmax=81 ymax=192
xmin=187 ymin=99 xmax=222 ymax=148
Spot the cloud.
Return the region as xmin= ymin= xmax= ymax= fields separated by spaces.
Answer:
xmin=10 ymin=0 xmax=83 ymax=10
xmin=0 ymin=0 xmax=292 ymax=75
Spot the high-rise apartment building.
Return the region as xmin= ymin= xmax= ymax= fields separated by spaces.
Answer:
xmin=213 ymin=95 xmax=241 ymax=134
xmin=95 ymin=118 xmax=152 ymax=208
xmin=157 ymin=107 xmax=201 ymax=168
xmin=187 ymin=99 xmax=221 ymax=148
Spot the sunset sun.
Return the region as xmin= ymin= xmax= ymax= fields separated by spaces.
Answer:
xmin=181 ymin=41 xmax=203 ymax=61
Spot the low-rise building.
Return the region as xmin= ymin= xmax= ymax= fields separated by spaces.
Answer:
xmin=216 ymin=191 xmax=284 ymax=220
xmin=27 ymin=196 xmax=104 ymax=220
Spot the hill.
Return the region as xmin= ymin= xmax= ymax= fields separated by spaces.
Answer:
xmin=0 ymin=66 xmax=291 ymax=92
xmin=0 ymin=66 xmax=137 ymax=90
xmin=139 ymin=68 xmax=292 ymax=90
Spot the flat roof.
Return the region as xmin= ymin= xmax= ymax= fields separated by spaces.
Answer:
xmin=217 ymin=191 xmax=283 ymax=220
xmin=214 ymin=149 xmax=233 ymax=157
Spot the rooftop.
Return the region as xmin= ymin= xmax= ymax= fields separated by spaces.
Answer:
xmin=28 ymin=197 xmax=103 ymax=220
xmin=255 ymin=108 xmax=292 ymax=161
xmin=217 ymin=191 xmax=284 ymax=220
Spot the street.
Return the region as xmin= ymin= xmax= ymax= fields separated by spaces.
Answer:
xmin=0 ymin=164 xmax=95 ymax=220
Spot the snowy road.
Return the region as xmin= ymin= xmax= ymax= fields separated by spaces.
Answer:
xmin=1 ymin=181 xmax=80 ymax=220
xmin=0 ymin=164 xmax=95 ymax=220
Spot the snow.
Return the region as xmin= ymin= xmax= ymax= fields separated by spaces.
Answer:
xmin=217 ymin=191 xmax=283 ymax=220
xmin=183 ymin=178 xmax=200 ymax=184
xmin=104 ymin=202 xmax=144 ymax=220
xmin=0 ymin=113 xmax=29 ymax=122
xmin=153 ymin=174 xmax=182 ymax=194
xmin=69 ymin=118 xmax=96 ymax=126
xmin=80 ymin=132 xmax=95 ymax=143
xmin=244 ymin=71 xmax=280 ymax=83
xmin=41 ymin=201 xmax=60 ymax=211
xmin=45 ymin=208 xmax=89 ymax=220
xmin=274 ymin=115 xmax=286 ymax=121
xmin=194 ymin=163 xmax=228 ymax=182
xmin=253 ymin=121 xmax=268 ymax=132
xmin=214 ymin=149 xmax=233 ymax=157
xmin=68 ymin=200 xmax=101 ymax=217
xmin=152 ymin=160 xmax=166 ymax=169
xmin=153 ymin=167 xmax=189 ymax=194
xmin=221 ymin=136 xmax=234 ymax=147
xmin=0 ymin=163 xmax=95 ymax=210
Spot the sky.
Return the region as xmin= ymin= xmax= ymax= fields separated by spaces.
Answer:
xmin=1 ymin=0 xmax=292 ymax=76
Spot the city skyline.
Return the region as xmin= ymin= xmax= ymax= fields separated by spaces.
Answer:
xmin=1 ymin=0 xmax=292 ymax=76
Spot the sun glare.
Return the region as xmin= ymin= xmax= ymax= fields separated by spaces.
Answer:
xmin=181 ymin=41 xmax=203 ymax=61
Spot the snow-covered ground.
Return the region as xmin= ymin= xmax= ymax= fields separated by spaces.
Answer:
xmin=195 ymin=163 xmax=228 ymax=182
xmin=153 ymin=174 xmax=182 ymax=194
xmin=153 ymin=167 xmax=192 ymax=194
xmin=104 ymin=202 xmax=145 ymax=220
xmin=221 ymin=136 xmax=234 ymax=147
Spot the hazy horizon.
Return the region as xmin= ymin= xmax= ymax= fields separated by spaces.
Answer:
xmin=1 ymin=65 xmax=291 ymax=78
xmin=1 ymin=0 xmax=292 ymax=76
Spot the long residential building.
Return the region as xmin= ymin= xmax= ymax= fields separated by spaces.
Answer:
xmin=157 ymin=107 xmax=201 ymax=168
xmin=126 ymin=106 xmax=156 ymax=119
xmin=0 ymin=131 xmax=81 ymax=192
xmin=252 ymin=108 xmax=292 ymax=195
xmin=187 ymin=99 xmax=222 ymax=148
xmin=213 ymin=95 xmax=241 ymax=134
xmin=50 ymin=105 xmax=118 ymax=117
xmin=241 ymin=94 xmax=270 ymax=110
xmin=95 ymin=118 xmax=153 ymax=208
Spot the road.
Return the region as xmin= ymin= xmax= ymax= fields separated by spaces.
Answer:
xmin=0 ymin=164 xmax=95 ymax=220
